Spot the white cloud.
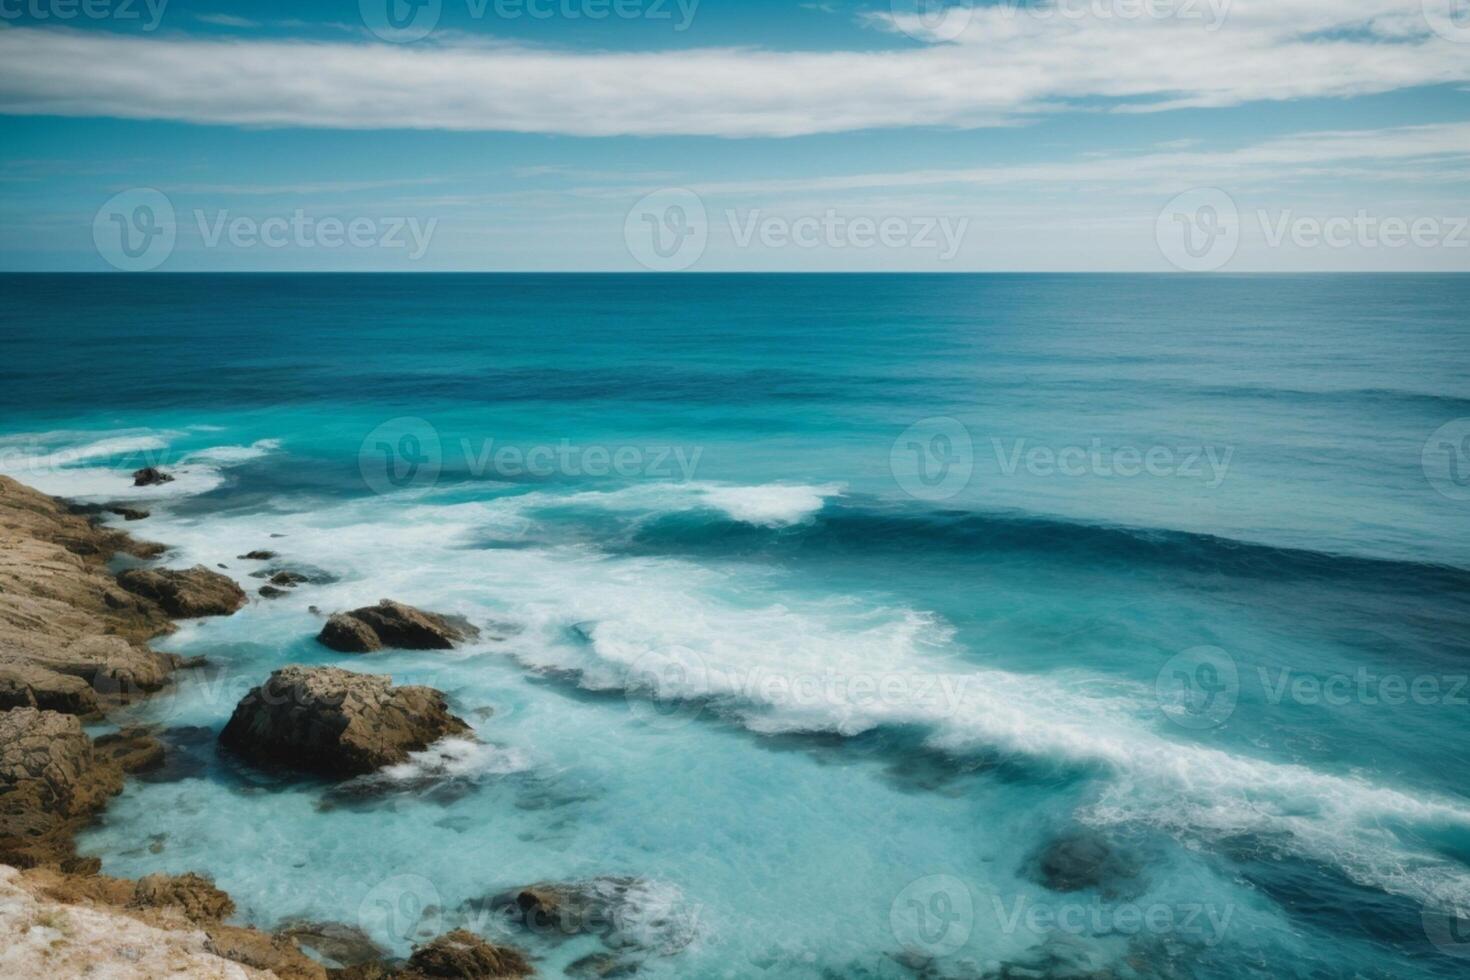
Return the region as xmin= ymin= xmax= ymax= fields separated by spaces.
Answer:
xmin=0 ymin=1 xmax=1466 ymax=137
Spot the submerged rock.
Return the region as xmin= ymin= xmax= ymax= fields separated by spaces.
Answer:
xmin=1029 ymin=831 xmax=1141 ymax=895
xmin=280 ymin=919 xmax=387 ymax=968
xmin=131 ymin=466 xmax=174 ymax=487
xmin=108 ymin=505 xmax=150 ymax=521
xmin=317 ymin=600 xmax=480 ymax=653
xmin=238 ymin=549 xmax=277 ymax=560
xmin=471 ymin=877 xmax=696 ymax=955
xmin=217 ymin=665 xmax=471 ymax=778
xmin=259 ymin=584 xmax=289 ymax=599
xmin=116 ymin=565 xmax=247 ymax=618
xmin=407 ymin=929 xmax=532 ymax=979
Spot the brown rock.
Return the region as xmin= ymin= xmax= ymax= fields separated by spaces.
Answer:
xmin=0 ymin=708 xmax=124 ymax=868
xmin=260 ymin=584 xmax=289 ymax=599
xmin=132 ymin=466 xmax=174 ymax=486
xmin=319 ymin=612 xmax=384 ymax=653
xmin=218 ymin=666 xmax=471 ymax=777
xmin=108 ymin=505 xmax=150 ymax=521
xmin=117 ymin=564 xmax=247 ymax=618
xmin=0 ymin=662 xmax=100 ymax=715
xmin=131 ymin=871 xmax=236 ymax=921
xmin=318 ymin=600 xmax=479 ymax=653
xmin=239 ymin=550 xmax=277 ymax=560
xmin=407 ymin=929 xmax=532 ymax=978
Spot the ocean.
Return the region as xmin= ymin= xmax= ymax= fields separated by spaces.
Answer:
xmin=1 ymin=272 xmax=1468 ymax=978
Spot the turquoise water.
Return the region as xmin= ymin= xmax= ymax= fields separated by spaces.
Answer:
xmin=2 ymin=273 xmax=1468 ymax=978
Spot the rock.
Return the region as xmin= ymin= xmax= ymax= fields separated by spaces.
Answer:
xmin=259 ymin=585 xmax=288 ymax=599
xmin=1030 ymin=831 xmax=1140 ymax=894
xmin=239 ymin=550 xmax=277 ymax=560
xmin=0 ymin=476 xmax=175 ymax=708
xmin=0 ymin=708 xmax=125 ymax=868
xmin=471 ymin=877 xmax=691 ymax=952
xmin=406 ymin=929 xmax=532 ymax=978
xmin=108 ymin=505 xmax=150 ymax=521
xmin=1 ymin=865 xmax=316 ymax=980
xmin=317 ymin=600 xmax=480 ymax=654
xmin=131 ymin=872 xmax=235 ymax=921
xmin=0 ymin=663 xmax=101 ymax=715
xmin=271 ymin=570 xmax=309 ymax=587
xmin=117 ymin=565 xmax=247 ymax=618
xmin=319 ymin=613 xmax=385 ymax=653
xmin=217 ymin=666 xmax=471 ymax=778
xmin=131 ymin=466 xmax=174 ymax=487
xmin=279 ymin=920 xmax=387 ymax=968
xmin=567 ymin=953 xmax=640 ymax=978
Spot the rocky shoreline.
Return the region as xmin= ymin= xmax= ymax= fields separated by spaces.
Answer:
xmin=0 ymin=474 xmax=532 ymax=978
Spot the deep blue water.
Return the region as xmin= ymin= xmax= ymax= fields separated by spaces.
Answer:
xmin=2 ymin=273 xmax=1468 ymax=979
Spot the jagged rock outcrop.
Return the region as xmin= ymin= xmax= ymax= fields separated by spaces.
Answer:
xmin=116 ymin=565 xmax=248 ymax=618
xmin=317 ymin=600 xmax=480 ymax=653
xmin=0 ymin=663 xmax=101 ymax=715
xmin=218 ymin=666 xmax=471 ymax=778
xmin=0 ymin=475 xmax=177 ymax=708
xmin=0 ymin=708 xmax=162 ymax=870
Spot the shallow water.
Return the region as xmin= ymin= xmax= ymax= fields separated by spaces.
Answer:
xmin=2 ymin=273 xmax=1468 ymax=978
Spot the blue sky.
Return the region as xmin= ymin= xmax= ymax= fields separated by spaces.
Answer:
xmin=1 ymin=0 xmax=1468 ymax=270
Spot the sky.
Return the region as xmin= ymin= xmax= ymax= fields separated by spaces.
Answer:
xmin=0 ymin=0 xmax=1468 ymax=271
